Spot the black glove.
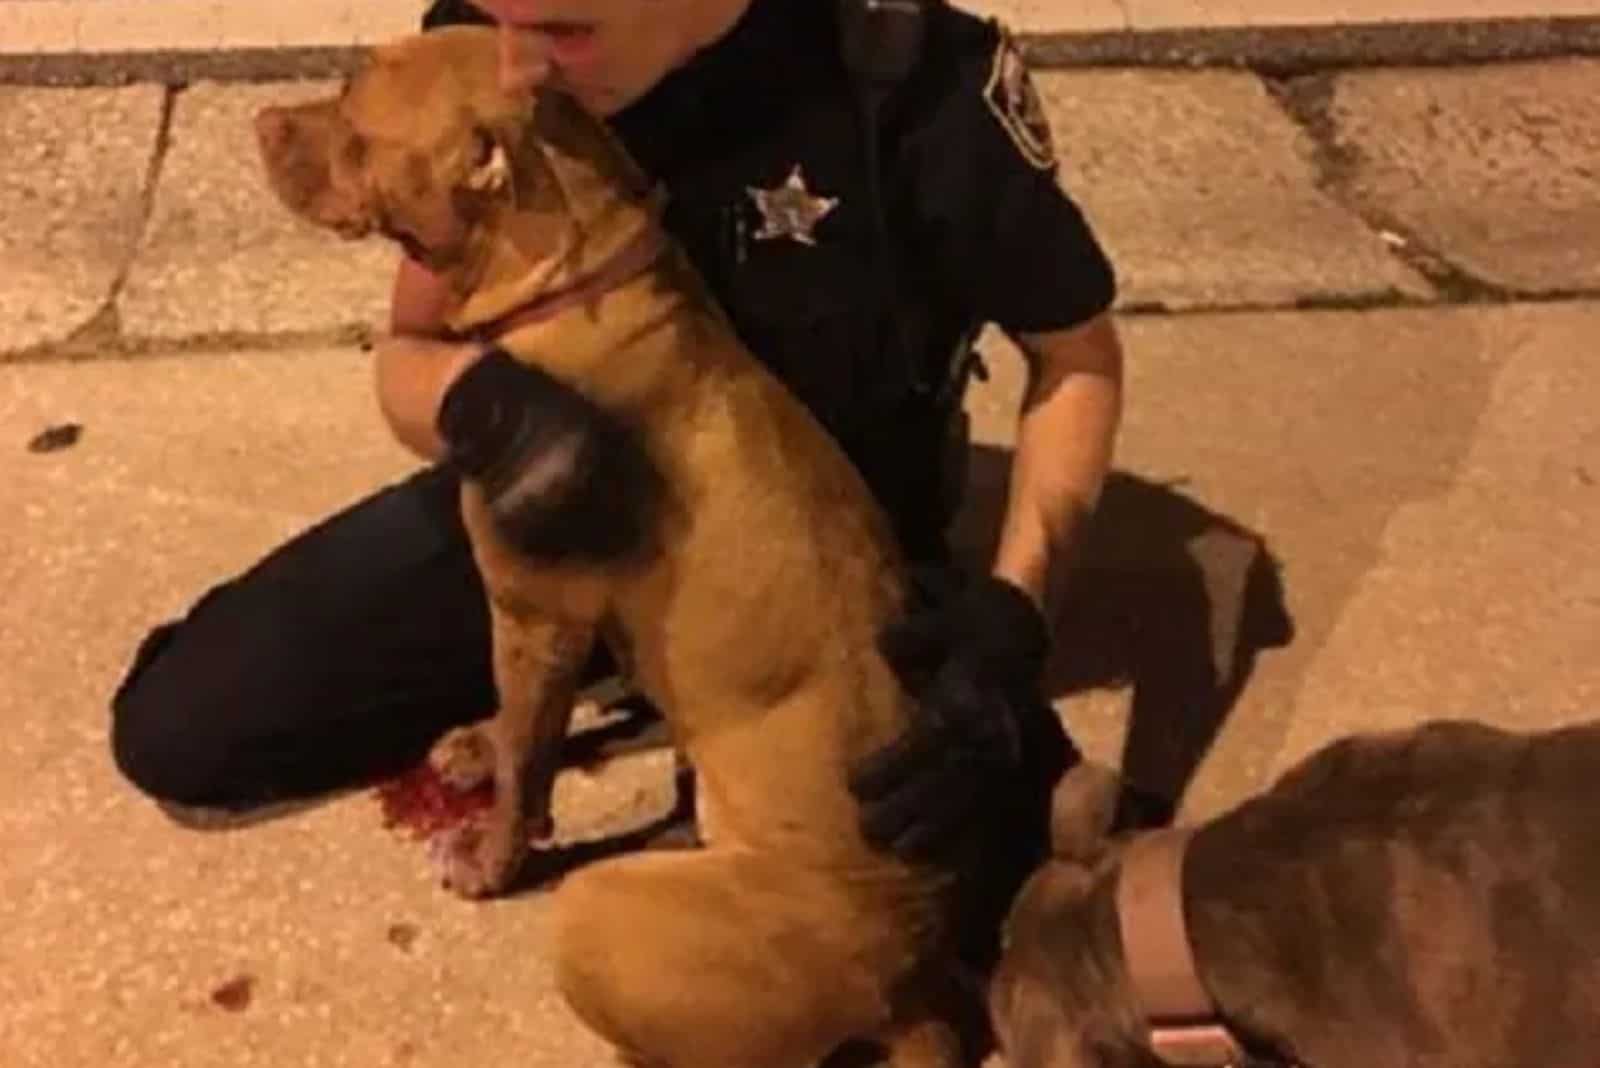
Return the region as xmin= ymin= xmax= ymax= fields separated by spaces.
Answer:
xmin=435 ymin=347 xmax=662 ymax=562
xmin=848 ymin=566 xmax=1078 ymax=864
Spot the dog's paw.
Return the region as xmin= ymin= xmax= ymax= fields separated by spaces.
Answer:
xmin=428 ymin=725 xmax=496 ymax=793
xmin=428 ymin=806 xmax=556 ymax=899
xmin=429 ymin=818 xmax=527 ymax=899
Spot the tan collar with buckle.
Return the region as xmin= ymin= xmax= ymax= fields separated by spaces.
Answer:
xmin=1115 ymin=828 xmax=1251 ymax=1068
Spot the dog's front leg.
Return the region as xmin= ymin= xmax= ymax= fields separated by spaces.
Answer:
xmin=437 ymin=600 xmax=593 ymax=899
xmin=434 ymin=485 xmax=608 ymax=900
xmin=429 ymin=356 xmax=660 ymax=898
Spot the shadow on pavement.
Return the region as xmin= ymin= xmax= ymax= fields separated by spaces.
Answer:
xmin=950 ymin=445 xmax=1297 ymax=814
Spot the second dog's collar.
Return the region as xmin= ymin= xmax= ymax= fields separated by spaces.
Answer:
xmin=1116 ymin=828 xmax=1251 ymax=1068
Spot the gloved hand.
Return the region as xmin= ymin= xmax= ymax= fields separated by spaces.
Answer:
xmin=435 ymin=346 xmax=661 ymax=561
xmin=848 ymin=566 xmax=1077 ymax=864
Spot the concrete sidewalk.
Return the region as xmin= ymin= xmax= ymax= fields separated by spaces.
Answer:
xmin=1 ymin=42 xmax=1598 ymax=1068
xmin=5 ymin=0 xmax=1600 ymax=55
xmin=5 ymin=58 xmax=1599 ymax=360
xmin=3 ymin=301 xmax=1596 ymax=1067
xmin=7 ymin=0 xmax=1600 ymax=85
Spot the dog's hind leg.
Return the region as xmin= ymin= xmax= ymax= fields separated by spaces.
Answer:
xmin=550 ymin=850 xmax=966 ymax=1068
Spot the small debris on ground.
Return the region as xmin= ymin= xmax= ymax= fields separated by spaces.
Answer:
xmin=386 ymin=922 xmax=420 ymax=952
xmin=27 ymin=423 xmax=83 ymax=453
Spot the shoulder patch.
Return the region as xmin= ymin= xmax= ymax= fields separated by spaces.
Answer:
xmin=982 ymin=25 xmax=1056 ymax=171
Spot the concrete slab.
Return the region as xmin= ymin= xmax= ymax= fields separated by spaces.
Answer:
xmin=118 ymin=82 xmax=396 ymax=342
xmin=1318 ymin=59 xmax=1600 ymax=294
xmin=1034 ymin=69 xmax=1434 ymax=311
xmin=0 ymin=484 xmax=652 ymax=1068
xmin=962 ymin=302 xmax=1595 ymax=818
xmin=1271 ymin=302 xmax=1600 ymax=773
xmin=0 ymin=347 xmax=677 ymax=1068
xmin=0 ymin=0 xmax=425 ymax=55
xmin=4 ymin=301 xmax=1597 ymax=1064
xmin=1117 ymin=0 xmax=1600 ymax=30
xmin=0 ymin=85 xmax=163 ymax=356
xmin=965 ymin=0 xmax=1129 ymax=32
xmin=10 ymin=0 xmax=1600 ymax=56
xmin=2 ymin=346 xmax=416 ymax=519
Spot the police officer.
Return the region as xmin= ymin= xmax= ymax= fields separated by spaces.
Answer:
xmin=108 ymin=0 xmax=1125 ymax=864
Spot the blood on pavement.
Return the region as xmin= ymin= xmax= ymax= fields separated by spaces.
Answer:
xmin=372 ymin=761 xmax=495 ymax=841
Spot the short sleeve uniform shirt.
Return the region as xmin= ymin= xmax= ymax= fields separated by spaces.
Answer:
xmin=423 ymin=0 xmax=1116 ymax=558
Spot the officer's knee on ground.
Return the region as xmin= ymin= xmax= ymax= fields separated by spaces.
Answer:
xmin=108 ymin=622 xmax=234 ymax=806
xmin=110 ymin=701 xmax=221 ymax=806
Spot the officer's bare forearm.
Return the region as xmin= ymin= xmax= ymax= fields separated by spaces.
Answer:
xmin=390 ymin=254 xmax=461 ymax=336
xmin=375 ymin=256 xmax=482 ymax=461
xmin=373 ymin=334 xmax=483 ymax=461
xmin=991 ymin=313 xmax=1124 ymax=620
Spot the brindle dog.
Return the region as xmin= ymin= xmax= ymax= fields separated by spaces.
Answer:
xmin=992 ymin=719 xmax=1600 ymax=1068
xmin=253 ymin=26 xmax=1052 ymax=1068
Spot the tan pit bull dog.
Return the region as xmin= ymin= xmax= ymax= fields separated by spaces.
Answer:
xmin=991 ymin=719 xmax=1600 ymax=1068
xmin=253 ymin=25 xmax=1051 ymax=1068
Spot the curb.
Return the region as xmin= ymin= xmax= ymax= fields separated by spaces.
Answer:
xmin=1025 ymin=15 xmax=1600 ymax=74
xmin=4 ymin=15 xmax=1600 ymax=86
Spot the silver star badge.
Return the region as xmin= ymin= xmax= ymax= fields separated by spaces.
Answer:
xmin=746 ymin=164 xmax=838 ymax=246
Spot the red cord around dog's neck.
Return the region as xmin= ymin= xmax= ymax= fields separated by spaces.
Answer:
xmin=464 ymin=224 xmax=669 ymax=343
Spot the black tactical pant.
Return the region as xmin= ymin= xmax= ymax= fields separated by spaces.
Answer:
xmin=108 ymin=463 xmax=625 ymax=808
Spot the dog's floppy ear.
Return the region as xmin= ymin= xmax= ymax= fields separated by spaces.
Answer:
xmin=1050 ymin=761 xmax=1123 ymax=863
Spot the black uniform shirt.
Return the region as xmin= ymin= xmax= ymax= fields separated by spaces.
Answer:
xmin=423 ymin=0 xmax=1116 ymax=560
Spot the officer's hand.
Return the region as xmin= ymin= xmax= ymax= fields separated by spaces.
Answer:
xmin=848 ymin=566 xmax=1075 ymax=863
xmin=434 ymin=346 xmax=660 ymax=560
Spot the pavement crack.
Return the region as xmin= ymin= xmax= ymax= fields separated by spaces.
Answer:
xmin=56 ymin=84 xmax=180 ymax=358
xmin=4 ymin=324 xmax=377 ymax=364
xmin=1259 ymin=71 xmax=1516 ymax=305
xmin=115 ymin=83 xmax=179 ymax=303
xmin=1110 ymin=289 xmax=1600 ymax=320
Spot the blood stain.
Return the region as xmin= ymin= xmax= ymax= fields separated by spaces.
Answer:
xmin=372 ymin=760 xmax=494 ymax=841
xmin=210 ymin=974 xmax=254 ymax=1012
